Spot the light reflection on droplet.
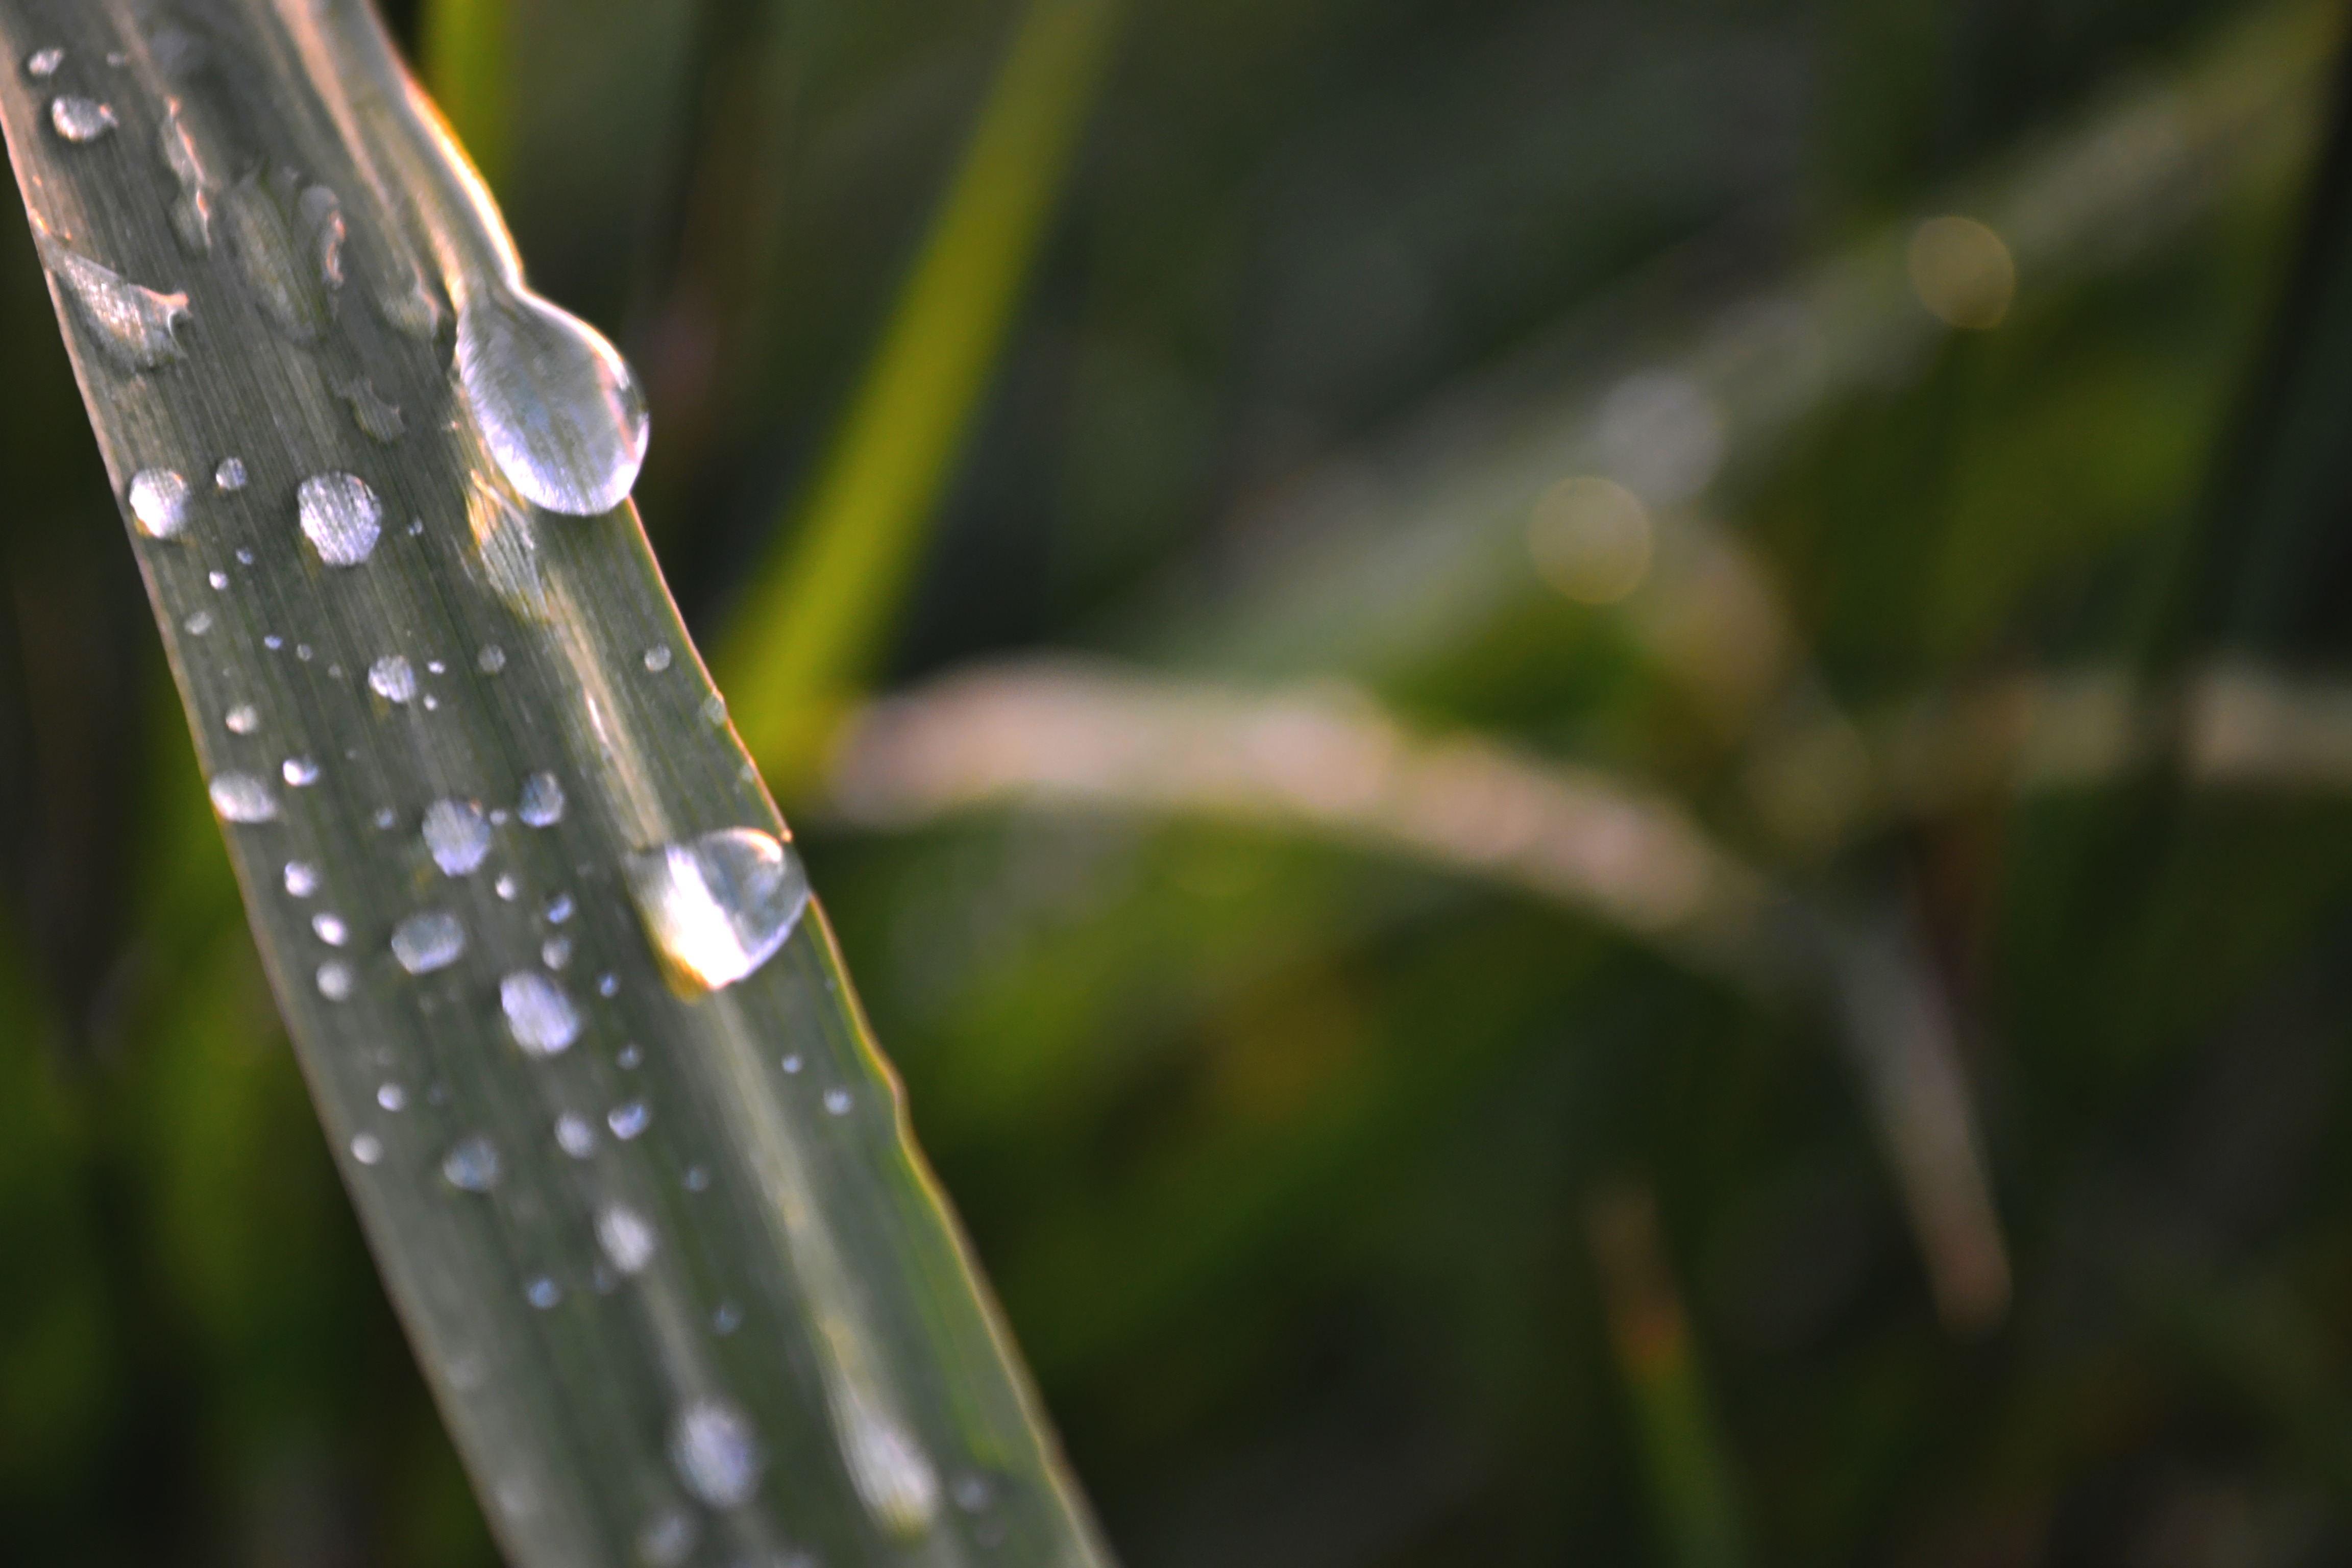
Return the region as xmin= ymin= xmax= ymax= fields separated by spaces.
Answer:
xmin=283 ymin=861 xmax=320 ymax=897
xmin=441 ymin=1134 xmax=501 ymax=1192
xmin=501 ymin=971 xmax=579 ymax=1056
xmin=624 ymin=828 xmax=809 ymax=991
xmin=455 ymin=287 xmax=649 ymax=515
xmin=298 ymin=472 xmax=383 ymax=566
xmin=350 ymin=1133 xmax=384 ymax=1165
xmin=667 ymin=1397 xmax=764 ymax=1509
xmin=422 ymin=798 xmax=491 ymax=875
xmin=555 ymin=1113 xmax=596 ymax=1159
xmin=607 ymin=1100 xmax=650 ymax=1140
xmin=225 ymin=703 xmax=259 ymax=734
xmin=312 ymin=912 xmax=350 ymax=946
xmin=317 ymin=960 xmax=355 ymax=1000
xmin=518 ymin=771 xmax=565 ymax=827
xmin=369 ymin=654 xmax=418 ymax=703
xmin=596 ymin=1203 xmax=657 ymax=1275
xmin=392 ymin=910 xmax=467 ymax=975
xmin=283 ymin=755 xmax=321 ymax=787
xmin=50 ymin=95 xmax=116 ymax=143
xmin=208 ymin=772 xmax=278 ymax=823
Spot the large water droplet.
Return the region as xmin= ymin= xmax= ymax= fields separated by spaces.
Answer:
xmin=624 ymin=829 xmax=810 ymax=991
xmin=368 ymin=653 xmax=417 ymax=702
xmin=208 ymin=772 xmax=278 ymax=823
xmin=127 ymin=469 xmax=192 ymax=538
xmin=501 ymin=971 xmax=579 ymax=1056
xmin=518 ymin=771 xmax=565 ymax=827
xmin=160 ymin=101 xmax=213 ymax=252
xmin=49 ymin=96 xmax=116 ymax=142
xmin=596 ymin=1203 xmax=657 ymax=1275
xmin=442 ymin=1134 xmax=502 ymax=1192
xmin=393 ymin=910 xmax=466 ymax=974
xmin=668 ymin=1398 xmax=764 ymax=1509
xmin=456 ymin=288 xmax=648 ymax=515
xmin=299 ymin=472 xmax=382 ymax=566
xmin=422 ymin=799 xmax=491 ymax=875
xmin=40 ymin=233 xmax=188 ymax=369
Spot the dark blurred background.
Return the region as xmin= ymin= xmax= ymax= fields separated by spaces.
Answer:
xmin=6 ymin=0 xmax=2352 ymax=1564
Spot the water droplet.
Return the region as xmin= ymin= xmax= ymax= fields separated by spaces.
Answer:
xmin=128 ymin=469 xmax=192 ymax=538
xmin=160 ymin=101 xmax=214 ymax=252
xmin=544 ymin=893 xmax=574 ymax=923
xmin=667 ymin=1398 xmax=763 ymax=1509
xmin=636 ymin=1509 xmax=698 ymax=1568
xmin=596 ymin=1203 xmax=657 ymax=1275
xmin=312 ymin=912 xmax=350 ymax=946
xmin=26 ymin=47 xmax=63 ymax=78
xmin=712 ymin=1302 xmax=741 ymax=1335
xmin=392 ymin=910 xmax=467 ymax=974
xmin=224 ymin=703 xmax=259 ymax=734
xmin=204 ymin=459 xmax=246 ymax=500
xmin=495 ymin=872 xmax=521 ymax=901
xmin=50 ymin=95 xmax=116 ymax=142
xmin=501 ymin=971 xmax=579 ymax=1056
xmin=208 ymin=569 xmax=229 ymax=591
xmin=607 ymin=1100 xmax=650 ymax=1140
xmin=700 ymin=693 xmax=727 ymax=727
xmin=296 ymin=643 xmax=313 ymax=660
xmin=518 ymin=771 xmax=564 ymax=827
xmin=617 ymin=1044 xmax=644 ymax=1070
xmin=237 ymin=548 xmax=255 ymax=565
xmin=839 ymin=1398 xmax=940 ymax=1538
xmin=624 ymin=829 xmax=810 ymax=991
xmin=336 ymin=375 xmax=404 ymax=442
xmin=208 ymin=772 xmax=278 ymax=823
xmin=368 ymin=653 xmax=416 ymax=702
xmin=456 ymin=287 xmax=649 ymax=515
xmin=478 ymin=644 xmax=506 ymax=674
xmin=643 ymin=645 xmax=671 ymax=673
xmin=351 ymin=1133 xmax=384 ymax=1165
xmin=39 ymin=232 xmax=189 ymax=368
xmin=541 ymin=937 xmax=572 ymax=970
xmin=317 ymin=960 xmax=355 ymax=1000
xmin=442 ymin=1135 xmax=502 ymax=1192
xmin=824 ymin=1088 xmax=851 ymax=1116
xmin=183 ymin=609 xmax=212 ymax=635
xmin=300 ymin=472 xmax=382 ymax=567
xmin=526 ymin=1276 xmax=562 ymax=1309
xmin=377 ymin=1082 xmax=408 ymax=1112
xmin=422 ymin=799 xmax=492 ymax=875
xmin=597 ymin=973 xmax=619 ymax=997
xmin=281 ymin=755 xmax=321 ymax=787
xmin=682 ymin=1165 xmax=710 ymax=1192
xmin=555 ymin=1114 xmax=596 ymax=1159
xmin=283 ymin=861 xmax=319 ymax=897
xmin=426 ymin=659 xmax=447 ymax=675
xmin=408 ymin=517 xmax=425 ymax=537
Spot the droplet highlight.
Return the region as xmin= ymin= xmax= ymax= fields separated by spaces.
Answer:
xmin=596 ymin=1203 xmax=657 ymax=1275
xmin=422 ymin=799 xmax=491 ymax=875
xmin=624 ymin=829 xmax=810 ymax=991
xmin=208 ymin=772 xmax=278 ymax=823
xmin=518 ymin=771 xmax=565 ymax=827
xmin=456 ymin=287 xmax=649 ymax=515
xmin=49 ymin=96 xmax=116 ymax=142
xmin=128 ymin=469 xmax=192 ymax=538
xmin=299 ymin=472 xmax=382 ymax=566
xmin=501 ymin=971 xmax=579 ymax=1056
xmin=224 ymin=703 xmax=259 ymax=735
xmin=667 ymin=1398 xmax=764 ymax=1509
xmin=213 ymin=455 xmax=246 ymax=491
xmin=442 ymin=1135 xmax=502 ymax=1192
xmin=392 ymin=910 xmax=467 ymax=975
xmin=368 ymin=653 xmax=417 ymax=703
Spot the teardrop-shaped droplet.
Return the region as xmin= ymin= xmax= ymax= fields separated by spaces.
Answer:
xmin=49 ymin=95 xmax=116 ymax=142
xmin=208 ymin=771 xmax=278 ymax=823
xmin=368 ymin=653 xmax=416 ymax=702
xmin=442 ymin=1134 xmax=502 ymax=1192
xmin=517 ymin=771 xmax=564 ymax=827
xmin=668 ymin=1398 xmax=763 ymax=1509
xmin=422 ymin=798 xmax=491 ymax=875
xmin=127 ymin=468 xmax=192 ymax=538
xmin=624 ymin=828 xmax=810 ymax=991
xmin=392 ymin=910 xmax=467 ymax=974
xmin=42 ymin=234 xmax=189 ymax=369
xmin=595 ymin=1203 xmax=657 ymax=1275
xmin=299 ymin=472 xmax=382 ymax=566
xmin=501 ymin=971 xmax=579 ymax=1056
xmin=455 ymin=287 xmax=648 ymax=515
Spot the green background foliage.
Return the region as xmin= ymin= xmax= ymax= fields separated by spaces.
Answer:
xmin=5 ymin=0 xmax=2352 ymax=1563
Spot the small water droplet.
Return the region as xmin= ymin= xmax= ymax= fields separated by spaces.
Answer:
xmin=296 ymin=644 xmax=313 ymax=660
xmin=624 ymin=829 xmax=810 ymax=991
xmin=607 ymin=1100 xmax=650 ymax=1140
xmin=422 ymin=799 xmax=491 ymax=875
xmin=317 ymin=960 xmax=355 ymax=1000
xmin=781 ymin=1054 xmax=802 ymax=1074
xmin=373 ymin=806 xmax=396 ymax=829
xmin=555 ymin=1113 xmax=596 ymax=1158
xmin=426 ymin=659 xmax=447 ymax=676
xmin=643 ymin=645 xmax=671 ymax=673
xmin=237 ymin=548 xmax=255 ymax=564
xmin=263 ymin=633 xmax=282 ymax=650
xmin=282 ymin=755 xmax=320 ymax=787
xmin=224 ymin=703 xmax=258 ymax=734
xmin=501 ymin=971 xmax=579 ymax=1056
xmin=618 ymin=1044 xmax=644 ymax=1070
xmin=597 ymin=973 xmax=619 ymax=997
xmin=544 ymin=893 xmax=574 ymax=924
xmin=377 ymin=1082 xmax=408 ymax=1112
xmin=408 ymin=517 xmax=425 ymax=536
xmin=312 ymin=912 xmax=349 ymax=946
xmin=478 ymin=644 xmax=506 ymax=674
xmin=700 ymin=693 xmax=727 ymax=727
xmin=392 ymin=910 xmax=467 ymax=975
xmin=541 ymin=937 xmax=572 ymax=970
xmin=526 ymin=1276 xmax=562 ymax=1309
xmin=283 ymin=861 xmax=320 ymax=897
xmin=350 ymin=1132 xmax=384 ymax=1165
xmin=208 ymin=569 xmax=229 ymax=591
xmin=518 ymin=771 xmax=565 ymax=827
xmin=128 ymin=469 xmax=192 ymax=538
xmin=422 ymin=694 xmax=439 ymax=711
xmin=667 ymin=1398 xmax=764 ymax=1509
xmin=208 ymin=772 xmax=278 ymax=823
xmin=205 ymin=457 xmax=245 ymax=496
xmin=495 ymin=872 xmax=521 ymax=901
xmin=824 ymin=1088 xmax=851 ymax=1116
xmin=40 ymin=231 xmax=189 ymax=368
xmin=25 ymin=47 xmax=63 ymax=78
xmin=839 ymin=1399 xmax=941 ymax=1538
xmin=682 ymin=1165 xmax=710 ymax=1192
xmin=50 ymin=95 xmax=116 ymax=142
xmin=183 ymin=609 xmax=212 ymax=635
xmin=456 ymin=287 xmax=649 ymax=515
xmin=299 ymin=472 xmax=383 ymax=567
xmin=712 ymin=1302 xmax=741 ymax=1334
xmin=442 ymin=1135 xmax=502 ymax=1192
xmin=596 ymin=1203 xmax=657 ymax=1275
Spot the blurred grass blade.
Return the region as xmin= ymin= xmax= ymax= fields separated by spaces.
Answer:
xmin=0 ymin=4 xmax=1110 ymax=1565
xmin=719 ymin=0 xmax=1123 ymax=790
xmin=419 ymin=0 xmax=508 ymax=197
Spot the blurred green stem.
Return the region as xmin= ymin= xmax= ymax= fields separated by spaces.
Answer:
xmin=719 ymin=0 xmax=1124 ymax=793
xmin=420 ymin=0 xmax=510 ymax=197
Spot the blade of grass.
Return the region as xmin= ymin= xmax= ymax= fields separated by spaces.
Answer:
xmin=716 ymin=0 xmax=1124 ymax=793
xmin=0 ymin=3 xmax=1110 ymax=1564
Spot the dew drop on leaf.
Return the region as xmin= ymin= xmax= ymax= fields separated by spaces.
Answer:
xmin=555 ymin=1113 xmax=596 ymax=1158
xmin=225 ymin=703 xmax=259 ymax=734
xmin=49 ymin=95 xmax=116 ymax=142
xmin=213 ymin=455 xmax=246 ymax=491
xmin=391 ymin=910 xmax=466 ymax=974
xmin=643 ymin=645 xmax=671 ymax=672
xmin=40 ymin=233 xmax=188 ymax=369
xmin=526 ymin=1276 xmax=561 ymax=1309
xmin=128 ymin=469 xmax=192 ymax=538
xmin=607 ymin=1099 xmax=650 ymax=1140
xmin=298 ymin=472 xmax=382 ymax=566
xmin=595 ymin=1203 xmax=657 ymax=1275
xmin=667 ymin=1398 xmax=764 ymax=1509
xmin=477 ymin=643 xmax=506 ymax=674
xmin=501 ymin=971 xmax=580 ymax=1056
xmin=368 ymin=653 xmax=416 ymax=702
xmin=518 ymin=770 xmax=565 ymax=827
xmin=423 ymin=798 xmax=491 ymax=874
xmin=208 ymin=771 xmax=278 ymax=823
xmin=377 ymin=1082 xmax=408 ymax=1112
xmin=441 ymin=1134 xmax=502 ymax=1192
xmin=455 ymin=287 xmax=649 ymax=515
xmin=624 ymin=829 xmax=810 ymax=991
xmin=282 ymin=755 xmax=321 ymax=787
xmin=312 ymin=912 xmax=349 ymax=946
xmin=317 ymin=960 xmax=354 ymax=1000
xmin=283 ymin=861 xmax=320 ymax=897
xmin=24 ymin=46 xmax=63 ymax=78
xmin=350 ymin=1133 xmax=384 ymax=1165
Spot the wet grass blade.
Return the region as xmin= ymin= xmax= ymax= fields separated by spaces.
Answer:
xmin=718 ymin=0 xmax=1124 ymax=792
xmin=0 ymin=3 xmax=1110 ymax=1565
